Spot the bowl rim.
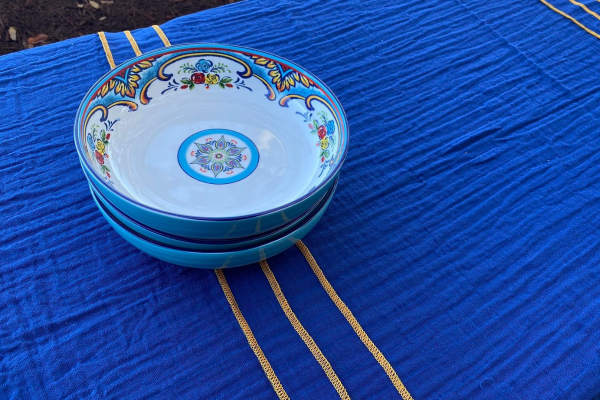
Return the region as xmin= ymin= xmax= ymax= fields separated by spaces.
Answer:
xmin=74 ymin=42 xmax=349 ymax=222
xmin=91 ymin=177 xmax=338 ymax=254
xmin=89 ymin=175 xmax=336 ymax=244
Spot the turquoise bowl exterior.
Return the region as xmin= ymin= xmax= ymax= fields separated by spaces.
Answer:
xmin=89 ymin=178 xmax=337 ymax=269
xmin=88 ymin=179 xmax=335 ymax=251
xmin=81 ymin=160 xmax=338 ymax=240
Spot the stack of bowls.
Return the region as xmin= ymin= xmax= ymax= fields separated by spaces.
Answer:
xmin=74 ymin=43 xmax=348 ymax=268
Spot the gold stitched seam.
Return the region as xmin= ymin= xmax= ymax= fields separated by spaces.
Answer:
xmin=296 ymin=241 xmax=414 ymax=400
xmin=152 ymin=25 xmax=172 ymax=47
xmin=570 ymin=0 xmax=600 ymax=21
xmin=539 ymin=0 xmax=600 ymax=39
xmin=97 ymin=31 xmax=116 ymax=69
xmin=124 ymin=30 xmax=142 ymax=56
xmin=260 ymin=260 xmax=351 ymax=400
xmin=214 ymin=269 xmax=290 ymax=400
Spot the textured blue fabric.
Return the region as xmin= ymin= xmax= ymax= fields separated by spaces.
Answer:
xmin=3 ymin=0 xmax=600 ymax=398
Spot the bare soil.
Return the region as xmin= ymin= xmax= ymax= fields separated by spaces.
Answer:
xmin=0 ymin=0 xmax=239 ymax=56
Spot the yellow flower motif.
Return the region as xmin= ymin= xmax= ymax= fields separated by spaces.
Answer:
xmin=251 ymin=56 xmax=314 ymax=92
xmin=96 ymin=139 xmax=105 ymax=155
xmin=96 ymin=59 xmax=155 ymax=99
xmin=320 ymin=137 xmax=329 ymax=150
xmin=205 ymin=74 xmax=219 ymax=85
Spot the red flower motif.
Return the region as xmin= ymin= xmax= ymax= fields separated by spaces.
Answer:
xmin=321 ymin=156 xmax=325 ymax=162
xmin=226 ymin=83 xmax=233 ymax=88
xmin=191 ymin=151 xmax=195 ymax=156
xmin=181 ymin=85 xmax=188 ymax=89
xmin=106 ymin=133 xmax=111 ymax=140
xmin=308 ymin=124 xmax=314 ymax=129
xmin=191 ymin=73 xmax=206 ymax=84
xmin=95 ymin=150 xmax=104 ymax=165
xmin=106 ymin=172 xmax=110 ymax=178
xmin=318 ymin=126 xmax=326 ymax=139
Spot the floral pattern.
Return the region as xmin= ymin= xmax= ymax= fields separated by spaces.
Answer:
xmin=251 ymin=56 xmax=314 ymax=92
xmin=297 ymin=111 xmax=337 ymax=165
xmin=87 ymin=119 xmax=119 ymax=179
xmin=175 ymin=59 xmax=251 ymax=91
xmin=82 ymin=49 xmax=344 ymax=184
xmin=190 ymin=135 xmax=248 ymax=177
xmin=96 ymin=59 xmax=155 ymax=99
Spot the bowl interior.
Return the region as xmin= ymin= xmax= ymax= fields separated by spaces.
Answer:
xmin=77 ymin=44 xmax=347 ymax=218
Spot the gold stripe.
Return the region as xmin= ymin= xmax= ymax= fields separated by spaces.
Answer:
xmin=296 ymin=241 xmax=414 ymax=400
xmin=152 ymin=24 xmax=172 ymax=47
xmin=539 ymin=0 xmax=600 ymax=40
xmin=124 ymin=30 xmax=142 ymax=56
xmin=570 ymin=0 xmax=600 ymax=21
xmin=97 ymin=31 xmax=116 ymax=69
xmin=214 ymin=269 xmax=290 ymax=400
xmin=255 ymin=217 xmax=261 ymax=234
xmin=260 ymin=260 xmax=351 ymax=400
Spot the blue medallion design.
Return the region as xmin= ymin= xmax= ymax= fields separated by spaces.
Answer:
xmin=178 ymin=129 xmax=259 ymax=185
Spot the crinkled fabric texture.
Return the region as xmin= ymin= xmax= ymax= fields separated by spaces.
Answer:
xmin=2 ymin=0 xmax=600 ymax=398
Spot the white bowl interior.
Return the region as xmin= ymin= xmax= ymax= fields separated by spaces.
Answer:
xmin=79 ymin=47 xmax=345 ymax=218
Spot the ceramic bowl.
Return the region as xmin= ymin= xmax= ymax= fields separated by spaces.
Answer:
xmin=90 ymin=176 xmax=337 ymax=269
xmin=75 ymin=43 xmax=348 ymax=239
xmin=88 ymin=177 xmax=336 ymax=251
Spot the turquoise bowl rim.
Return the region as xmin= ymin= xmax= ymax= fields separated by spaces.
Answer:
xmin=89 ymin=176 xmax=336 ymax=245
xmin=91 ymin=177 xmax=338 ymax=255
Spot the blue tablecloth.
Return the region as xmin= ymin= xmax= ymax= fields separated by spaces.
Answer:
xmin=3 ymin=0 xmax=600 ymax=398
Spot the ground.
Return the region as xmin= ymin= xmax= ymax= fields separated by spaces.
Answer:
xmin=0 ymin=0 xmax=239 ymax=56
